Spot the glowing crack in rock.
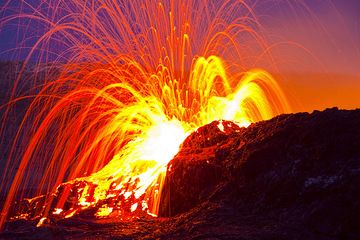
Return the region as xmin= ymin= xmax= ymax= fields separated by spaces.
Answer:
xmin=217 ymin=121 xmax=226 ymax=133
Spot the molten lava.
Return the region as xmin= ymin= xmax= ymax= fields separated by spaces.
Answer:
xmin=0 ymin=0 xmax=291 ymax=229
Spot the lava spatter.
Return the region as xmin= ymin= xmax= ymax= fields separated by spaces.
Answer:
xmin=0 ymin=0 xmax=290 ymax=229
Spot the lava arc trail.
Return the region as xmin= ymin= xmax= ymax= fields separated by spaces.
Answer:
xmin=0 ymin=0 xmax=290 ymax=229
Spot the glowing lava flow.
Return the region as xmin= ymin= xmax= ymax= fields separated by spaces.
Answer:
xmin=0 ymin=0 xmax=291 ymax=229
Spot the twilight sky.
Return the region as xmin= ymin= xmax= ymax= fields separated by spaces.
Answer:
xmin=1 ymin=0 xmax=359 ymax=74
xmin=255 ymin=0 xmax=360 ymax=75
xmin=252 ymin=0 xmax=360 ymax=111
xmin=0 ymin=0 xmax=359 ymax=111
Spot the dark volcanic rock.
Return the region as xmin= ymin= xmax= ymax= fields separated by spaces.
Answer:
xmin=159 ymin=120 xmax=244 ymax=216
xmin=159 ymin=108 xmax=360 ymax=239
xmin=2 ymin=108 xmax=360 ymax=239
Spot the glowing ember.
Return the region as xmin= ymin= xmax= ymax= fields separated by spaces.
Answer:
xmin=36 ymin=217 xmax=47 ymax=227
xmin=0 ymin=0 xmax=291 ymax=229
xmin=96 ymin=205 xmax=113 ymax=217
xmin=52 ymin=208 xmax=63 ymax=215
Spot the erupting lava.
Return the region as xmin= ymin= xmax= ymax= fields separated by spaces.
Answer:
xmin=0 ymin=0 xmax=290 ymax=229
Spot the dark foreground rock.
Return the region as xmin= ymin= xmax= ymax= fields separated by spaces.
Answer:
xmin=2 ymin=108 xmax=360 ymax=239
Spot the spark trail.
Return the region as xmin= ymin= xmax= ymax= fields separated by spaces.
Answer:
xmin=0 ymin=0 xmax=290 ymax=229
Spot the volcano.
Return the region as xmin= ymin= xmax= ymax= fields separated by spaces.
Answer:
xmin=2 ymin=107 xmax=359 ymax=239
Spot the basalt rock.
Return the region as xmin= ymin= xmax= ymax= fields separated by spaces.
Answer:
xmin=159 ymin=120 xmax=245 ymax=216
xmin=159 ymin=108 xmax=360 ymax=239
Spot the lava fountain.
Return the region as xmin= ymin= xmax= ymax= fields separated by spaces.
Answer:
xmin=0 ymin=0 xmax=290 ymax=229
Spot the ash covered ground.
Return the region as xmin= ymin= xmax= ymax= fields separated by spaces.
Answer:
xmin=1 ymin=106 xmax=359 ymax=239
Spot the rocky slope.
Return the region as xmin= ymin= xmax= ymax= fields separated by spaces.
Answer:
xmin=2 ymin=108 xmax=360 ymax=239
